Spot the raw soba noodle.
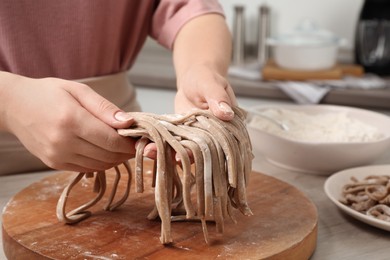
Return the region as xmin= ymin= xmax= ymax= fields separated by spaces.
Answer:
xmin=56 ymin=107 xmax=254 ymax=244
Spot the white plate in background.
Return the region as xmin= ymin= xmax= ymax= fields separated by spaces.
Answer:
xmin=324 ymin=164 xmax=390 ymax=231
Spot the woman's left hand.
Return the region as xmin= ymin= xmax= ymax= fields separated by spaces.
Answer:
xmin=174 ymin=63 xmax=237 ymax=121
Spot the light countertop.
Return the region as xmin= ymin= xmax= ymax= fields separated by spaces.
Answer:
xmin=1 ymin=86 xmax=390 ymax=259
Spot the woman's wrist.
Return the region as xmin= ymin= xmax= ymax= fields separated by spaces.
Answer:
xmin=173 ymin=14 xmax=232 ymax=86
xmin=0 ymin=71 xmax=25 ymax=131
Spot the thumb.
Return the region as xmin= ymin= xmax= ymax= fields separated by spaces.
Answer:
xmin=205 ymin=83 xmax=235 ymax=121
xmin=66 ymin=82 xmax=134 ymax=129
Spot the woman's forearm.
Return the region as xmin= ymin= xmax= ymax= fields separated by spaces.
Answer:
xmin=0 ymin=71 xmax=25 ymax=131
xmin=173 ymin=14 xmax=232 ymax=83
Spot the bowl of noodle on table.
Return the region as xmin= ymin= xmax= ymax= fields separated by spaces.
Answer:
xmin=245 ymin=104 xmax=390 ymax=175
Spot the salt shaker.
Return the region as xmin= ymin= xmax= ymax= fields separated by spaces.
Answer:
xmin=257 ymin=4 xmax=270 ymax=66
xmin=232 ymin=5 xmax=245 ymax=65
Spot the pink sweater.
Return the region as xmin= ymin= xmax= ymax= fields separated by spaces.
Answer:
xmin=0 ymin=0 xmax=224 ymax=80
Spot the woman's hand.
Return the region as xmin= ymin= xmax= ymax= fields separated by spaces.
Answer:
xmin=143 ymin=63 xmax=236 ymax=160
xmin=0 ymin=72 xmax=136 ymax=172
xmin=174 ymin=63 xmax=237 ymax=121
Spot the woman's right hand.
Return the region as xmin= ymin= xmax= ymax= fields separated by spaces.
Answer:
xmin=0 ymin=72 xmax=136 ymax=172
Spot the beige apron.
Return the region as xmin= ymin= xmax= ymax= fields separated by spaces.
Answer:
xmin=0 ymin=71 xmax=141 ymax=175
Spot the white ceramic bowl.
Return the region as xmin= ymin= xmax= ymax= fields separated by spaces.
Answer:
xmin=269 ymin=42 xmax=339 ymax=71
xmin=246 ymin=105 xmax=390 ymax=175
xmin=267 ymin=21 xmax=346 ymax=71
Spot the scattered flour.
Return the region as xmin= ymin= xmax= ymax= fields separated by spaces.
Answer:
xmin=249 ymin=108 xmax=385 ymax=143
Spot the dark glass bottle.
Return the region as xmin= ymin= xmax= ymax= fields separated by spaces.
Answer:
xmin=354 ymin=0 xmax=390 ymax=75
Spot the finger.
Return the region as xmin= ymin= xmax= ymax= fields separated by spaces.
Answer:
xmin=61 ymin=164 xmax=93 ymax=173
xmin=71 ymin=138 xmax=134 ymax=164
xmin=143 ymin=143 xmax=157 ymax=160
xmin=47 ymin=155 xmax=119 ymax=172
xmin=204 ymin=81 xmax=235 ymax=121
xmin=65 ymin=82 xmax=134 ymax=129
xmin=175 ymin=147 xmax=194 ymax=164
xmin=48 ymin=136 xmax=133 ymax=166
xmin=61 ymin=161 xmax=116 ymax=173
xmin=67 ymin=154 xmax=121 ymax=171
xmin=143 ymin=143 xmax=194 ymax=165
xmin=72 ymin=108 xmax=137 ymax=154
xmin=175 ymin=93 xmax=205 ymax=115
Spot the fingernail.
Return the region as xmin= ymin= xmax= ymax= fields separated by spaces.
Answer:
xmin=219 ymin=102 xmax=234 ymax=116
xmin=115 ymin=111 xmax=133 ymax=121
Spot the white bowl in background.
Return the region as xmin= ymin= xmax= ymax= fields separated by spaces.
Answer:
xmin=268 ymin=41 xmax=339 ymax=71
xmin=267 ymin=20 xmax=346 ymax=71
xmin=246 ymin=105 xmax=390 ymax=175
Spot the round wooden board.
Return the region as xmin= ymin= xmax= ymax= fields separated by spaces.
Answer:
xmin=2 ymin=161 xmax=318 ymax=260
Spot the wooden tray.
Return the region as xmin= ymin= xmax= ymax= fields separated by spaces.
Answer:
xmin=2 ymin=161 xmax=318 ymax=259
xmin=262 ymin=60 xmax=364 ymax=81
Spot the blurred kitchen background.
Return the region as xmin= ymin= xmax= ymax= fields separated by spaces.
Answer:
xmin=131 ymin=0 xmax=390 ymax=113
xmin=224 ymin=0 xmax=361 ymax=62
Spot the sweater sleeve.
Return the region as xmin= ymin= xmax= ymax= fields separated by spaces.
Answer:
xmin=150 ymin=0 xmax=225 ymax=50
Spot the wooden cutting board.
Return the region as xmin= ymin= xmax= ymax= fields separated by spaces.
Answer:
xmin=2 ymin=160 xmax=318 ymax=260
xmin=262 ymin=60 xmax=364 ymax=81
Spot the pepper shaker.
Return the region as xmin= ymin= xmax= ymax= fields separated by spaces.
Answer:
xmin=232 ymin=5 xmax=245 ymax=65
xmin=257 ymin=4 xmax=270 ymax=66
